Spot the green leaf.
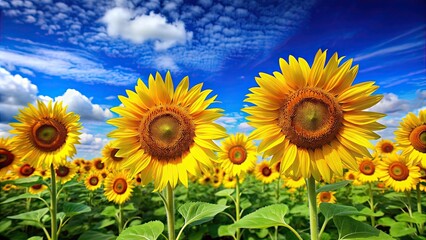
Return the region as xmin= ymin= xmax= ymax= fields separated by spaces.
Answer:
xmin=215 ymin=189 xmax=234 ymax=197
xmin=240 ymin=198 xmax=252 ymax=209
xmin=395 ymin=212 xmax=426 ymax=225
xmin=320 ymin=203 xmax=360 ymax=220
xmin=333 ymin=216 xmax=379 ymax=239
xmin=377 ymin=217 xmax=395 ymax=227
xmin=8 ymin=208 xmax=49 ymax=222
xmin=218 ymin=224 xmax=237 ymax=237
xmin=233 ymin=204 xmax=289 ymax=229
xmin=389 ymin=222 xmax=417 ymax=237
xmin=78 ymin=231 xmax=116 ymax=240
xmin=0 ymin=176 xmax=43 ymax=187
xmin=0 ymin=219 xmax=12 ymax=233
xmin=290 ymin=204 xmax=309 ymax=217
xmin=94 ymin=219 xmax=116 ymax=229
xmin=62 ymin=202 xmax=91 ymax=217
xmin=28 ymin=237 xmax=43 ymax=240
xmin=122 ymin=203 xmax=136 ymax=211
xmin=1 ymin=193 xmax=42 ymax=204
xmin=358 ymin=208 xmax=384 ymax=217
xmin=178 ymin=202 xmax=228 ymax=227
xmin=101 ymin=206 xmax=117 ymax=217
xmin=316 ymin=181 xmax=351 ymax=193
xmin=116 ymin=221 xmax=164 ymax=240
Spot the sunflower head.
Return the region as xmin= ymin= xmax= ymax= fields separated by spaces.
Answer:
xmin=55 ymin=162 xmax=77 ymax=184
xmin=317 ymin=191 xmax=336 ymax=206
xmin=14 ymin=163 xmax=36 ymax=178
xmin=218 ymin=133 xmax=257 ymax=177
xmin=244 ymin=50 xmax=385 ymax=182
xmin=10 ymin=101 xmax=82 ymax=167
xmin=356 ymin=155 xmax=380 ymax=183
xmin=255 ymin=160 xmax=279 ymax=184
xmin=84 ymin=171 xmax=103 ymax=191
xmin=104 ymin=170 xmax=133 ymax=204
xmin=376 ymin=139 xmax=397 ymax=157
xmin=0 ymin=137 xmax=22 ymax=177
xmin=93 ymin=158 xmax=105 ymax=171
xmin=29 ymin=183 xmax=48 ymax=194
xmin=107 ymin=72 xmax=227 ymax=191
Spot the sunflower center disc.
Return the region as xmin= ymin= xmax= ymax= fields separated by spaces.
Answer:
xmin=20 ymin=164 xmax=35 ymax=176
xmin=110 ymin=149 xmax=124 ymax=162
xmin=389 ymin=162 xmax=409 ymax=181
xmin=409 ymin=125 xmax=426 ymax=153
xmin=0 ymin=148 xmax=14 ymax=169
xmin=113 ymin=178 xmax=127 ymax=194
xmin=382 ymin=143 xmax=394 ymax=153
xmin=228 ymin=145 xmax=247 ymax=164
xmin=56 ymin=166 xmax=70 ymax=177
xmin=348 ymin=173 xmax=355 ymax=180
xmin=31 ymin=119 xmax=68 ymax=152
xmin=320 ymin=192 xmax=331 ymax=202
xmin=32 ymin=184 xmax=42 ymax=190
xmin=90 ymin=177 xmax=99 ymax=185
xmin=140 ymin=106 xmax=195 ymax=161
xmin=359 ymin=160 xmax=375 ymax=175
xmin=95 ymin=161 xmax=104 ymax=169
xmin=262 ymin=167 xmax=272 ymax=176
xmin=279 ymin=88 xmax=343 ymax=149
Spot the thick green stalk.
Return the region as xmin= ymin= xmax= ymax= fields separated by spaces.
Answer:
xmin=416 ymin=184 xmax=424 ymax=234
xmin=368 ymin=182 xmax=375 ymax=227
xmin=306 ymin=176 xmax=318 ymax=240
xmin=50 ymin=163 xmax=58 ymax=240
xmin=276 ymin=178 xmax=281 ymax=203
xmin=118 ymin=204 xmax=124 ymax=234
xmin=166 ymin=183 xmax=175 ymax=240
xmin=235 ymin=175 xmax=241 ymax=240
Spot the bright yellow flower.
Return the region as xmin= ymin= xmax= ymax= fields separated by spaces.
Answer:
xmin=376 ymin=139 xmax=398 ymax=157
xmin=344 ymin=170 xmax=362 ymax=186
xmin=55 ymin=162 xmax=77 ymax=184
xmin=243 ymin=50 xmax=384 ymax=182
xmin=92 ymin=158 xmax=105 ymax=171
xmin=255 ymin=160 xmax=279 ymax=184
xmin=357 ymin=155 xmax=380 ymax=183
xmin=104 ymin=170 xmax=133 ymax=204
xmin=107 ymin=72 xmax=227 ymax=191
xmin=218 ymin=133 xmax=257 ymax=177
xmin=376 ymin=153 xmax=421 ymax=192
xmin=317 ymin=191 xmax=336 ymax=205
xmin=29 ymin=184 xmax=48 ymax=194
xmin=198 ymin=171 xmax=213 ymax=186
xmin=418 ymin=163 xmax=426 ymax=192
xmin=14 ymin=163 xmax=36 ymax=178
xmin=395 ymin=110 xmax=426 ymax=166
xmin=84 ymin=172 xmax=103 ymax=191
xmin=222 ymin=174 xmax=244 ymax=188
xmin=283 ymin=175 xmax=305 ymax=189
xmin=102 ymin=142 xmax=127 ymax=170
xmin=0 ymin=137 xmax=22 ymax=177
xmin=10 ymin=101 xmax=82 ymax=167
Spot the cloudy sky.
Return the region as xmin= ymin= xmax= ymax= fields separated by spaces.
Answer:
xmin=0 ymin=0 xmax=425 ymax=159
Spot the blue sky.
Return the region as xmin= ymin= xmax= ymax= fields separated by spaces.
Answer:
xmin=0 ymin=0 xmax=425 ymax=159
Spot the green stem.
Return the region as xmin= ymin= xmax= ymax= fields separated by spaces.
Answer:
xmin=274 ymin=226 xmax=278 ymax=240
xmin=118 ymin=204 xmax=124 ymax=234
xmin=406 ymin=191 xmax=413 ymax=217
xmin=416 ymin=184 xmax=424 ymax=234
xmin=282 ymin=224 xmax=303 ymax=240
xmin=50 ymin=163 xmax=58 ymax=240
xmin=306 ymin=176 xmax=319 ymax=240
xmin=276 ymin=178 xmax=281 ymax=203
xmin=236 ymin=175 xmax=241 ymax=240
xmin=368 ymin=182 xmax=375 ymax=227
xmin=318 ymin=218 xmax=330 ymax=240
xmin=165 ymin=183 xmax=175 ymax=240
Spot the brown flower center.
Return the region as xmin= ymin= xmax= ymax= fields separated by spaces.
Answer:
xmin=89 ymin=176 xmax=99 ymax=185
xmin=261 ymin=166 xmax=272 ymax=177
xmin=0 ymin=148 xmax=14 ymax=169
xmin=20 ymin=164 xmax=35 ymax=176
xmin=56 ymin=165 xmax=70 ymax=177
xmin=110 ymin=148 xmax=123 ymax=162
xmin=381 ymin=142 xmax=394 ymax=153
xmin=32 ymin=184 xmax=43 ymax=190
xmin=95 ymin=160 xmax=104 ymax=170
xmin=228 ymin=145 xmax=247 ymax=164
xmin=30 ymin=119 xmax=67 ymax=152
xmin=389 ymin=162 xmax=409 ymax=181
xmin=279 ymin=88 xmax=343 ymax=149
xmin=359 ymin=160 xmax=375 ymax=175
xmin=347 ymin=173 xmax=355 ymax=180
xmin=319 ymin=192 xmax=331 ymax=202
xmin=101 ymin=172 xmax=108 ymax=178
xmin=409 ymin=125 xmax=426 ymax=153
xmin=140 ymin=105 xmax=195 ymax=161
xmin=113 ymin=178 xmax=127 ymax=194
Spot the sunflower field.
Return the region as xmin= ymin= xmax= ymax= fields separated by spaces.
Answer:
xmin=0 ymin=50 xmax=425 ymax=240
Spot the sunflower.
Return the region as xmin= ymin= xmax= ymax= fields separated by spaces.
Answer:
xmin=133 ymin=172 xmax=144 ymax=186
xmin=376 ymin=139 xmax=398 ymax=157
xmin=255 ymin=160 xmax=279 ymax=184
xmin=317 ymin=191 xmax=336 ymax=205
xmin=223 ymin=173 xmax=244 ymax=189
xmin=418 ymin=163 xmax=426 ymax=192
xmin=395 ymin=110 xmax=426 ymax=166
xmin=218 ymin=133 xmax=257 ymax=177
xmin=14 ymin=163 xmax=36 ymax=178
xmin=55 ymin=162 xmax=77 ymax=184
xmin=376 ymin=153 xmax=421 ymax=192
xmin=104 ymin=170 xmax=133 ymax=204
xmin=198 ymin=172 xmax=213 ymax=186
xmin=29 ymin=183 xmax=48 ymax=194
xmin=243 ymin=50 xmax=384 ymax=182
xmin=0 ymin=137 xmax=22 ymax=177
xmin=92 ymin=158 xmax=105 ymax=171
xmin=84 ymin=172 xmax=103 ymax=191
xmin=10 ymin=100 xmax=82 ymax=168
xmin=101 ymin=142 xmax=127 ymax=171
xmin=35 ymin=167 xmax=50 ymax=180
xmin=344 ymin=170 xmax=361 ymax=186
xmin=357 ymin=155 xmax=380 ymax=183
xmin=107 ymin=72 xmax=227 ymax=191
xmin=212 ymin=174 xmax=223 ymax=188
xmin=284 ymin=175 xmax=306 ymax=189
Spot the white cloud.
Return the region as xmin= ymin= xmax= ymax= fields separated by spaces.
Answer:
xmin=76 ymin=132 xmax=108 ymax=159
xmin=355 ymin=41 xmax=424 ymax=61
xmin=54 ymin=89 xmax=113 ymax=121
xmin=198 ymin=0 xmax=212 ymax=8
xmin=154 ymin=55 xmax=179 ymax=71
xmin=18 ymin=67 xmax=35 ymax=76
xmin=0 ymin=123 xmax=12 ymax=138
xmin=101 ymin=8 xmax=192 ymax=50
xmin=105 ymin=95 xmax=116 ymax=100
xmin=368 ymin=93 xmax=410 ymax=115
xmin=237 ymin=122 xmax=253 ymax=133
xmin=0 ymin=67 xmax=38 ymax=122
